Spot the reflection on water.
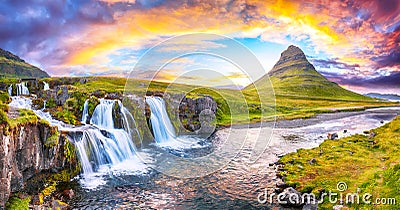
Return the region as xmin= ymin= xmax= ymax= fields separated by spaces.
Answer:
xmin=70 ymin=108 xmax=400 ymax=209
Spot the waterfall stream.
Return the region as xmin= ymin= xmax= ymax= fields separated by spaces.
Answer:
xmin=9 ymin=95 xmax=144 ymax=189
xmin=8 ymin=85 xmax=12 ymax=96
xmin=16 ymin=82 xmax=29 ymax=96
xmin=146 ymin=96 xmax=176 ymax=143
xmin=43 ymin=81 xmax=50 ymax=90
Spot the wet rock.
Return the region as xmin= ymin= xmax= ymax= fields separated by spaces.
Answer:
xmin=91 ymin=90 xmax=106 ymax=98
xmin=276 ymin=182 xmax=288 ymax=190
xmin=380 ymin=120 xmax=384 ymax=124
xmin=363 ymin=130 xmax=370 ymax=134
xmin=343 ymin=129 xmax=347 ymax=133
xmin=52 ymin=200 xmax=68 ymax=210
xmin=280 ymin=187 xmax=303 ymax=207
xmin=62 ymin=189 xmax=75 ymax=199
xmin=105 ymin=92 xmax=121 ymax=100
xmin=327 ymin=133 xmax=338 ymax=140
xmin=333 ymin=205 xmax=349 ymax=210
xmin=309 ymin=158 xmax=317 ymax=165
xmin=32 ymin=194 xmax=42 ymax=205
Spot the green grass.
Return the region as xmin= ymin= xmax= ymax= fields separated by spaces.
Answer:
xmin=39 ymin=76 xmax=398 ymax=127
xmin=279 ymin=116 xmax=400 ymax=209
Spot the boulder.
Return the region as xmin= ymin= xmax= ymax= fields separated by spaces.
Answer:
xmin=327 ymin=133 xmax=338 ymax=140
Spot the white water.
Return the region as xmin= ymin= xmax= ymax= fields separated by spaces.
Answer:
xmin=8 ymin=96 xmax=145 ymax=189
xmin=90 ymin=99 xmax=115 ymax=129
xmin=16 ymin=82 xmax=29 ymax=96
xmin=76 ymin=98 xmax=145 ymax=188
xmin=8 ymin=85 xmax=12 ymax=96
xmin=81 ymin=99 xmax=89 ymax=124
xmin=43 ymin=81 xmax=50 ymax=91
xmin=146 ymin=97 xmax=176 ymax=143
xmin=146 ymin=96 xmax=205 ymax=150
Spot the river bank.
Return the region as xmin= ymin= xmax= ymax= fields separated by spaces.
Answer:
xmin=277 ymin=113 xmax=400 ymax=209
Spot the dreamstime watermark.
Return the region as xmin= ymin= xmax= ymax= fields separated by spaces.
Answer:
xmin=257 ymin=181 xmax=396 ymax=206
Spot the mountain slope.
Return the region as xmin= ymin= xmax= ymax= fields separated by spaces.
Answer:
xmin=246 ymin=45 xmax=372 ymax=101
xmin=0 ymin=48 xmax=49 ymax=78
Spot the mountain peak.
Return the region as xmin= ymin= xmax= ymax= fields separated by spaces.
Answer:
xmin=268 ymin=45 xmax=314 ymax=77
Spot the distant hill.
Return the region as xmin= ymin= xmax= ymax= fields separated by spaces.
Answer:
xmin=245 ymin=45 xmax=373 ymax=101
xmin=365 ymin=93 xmax=400 ymax=102
xmin=0 ymin=48 xmax=49 ymax=78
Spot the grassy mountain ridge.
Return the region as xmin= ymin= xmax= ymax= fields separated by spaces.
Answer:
xmin=0 ymin=48 xmax=49 ymax=78
xmin=246 ymin=45 xmax=373 ymax=101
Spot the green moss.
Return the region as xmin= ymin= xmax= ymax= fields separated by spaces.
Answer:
xmin=45 ymin=128 xmax=59 ymax=147
xmin=5 ymin=195 xmax=31 ymax=210
xmin=54 ymin=109 xmax=79 ymax=125
xmin=0 ymin=90 xmax=11 ymax=104
xmin=46 ymin=98 xmax=57 ymax=109
xmin=0 ymin=109 xmax=8 ymax=124
xmin=8 ymin=109 xmax=39 ymax=128
xmin=64 ymin=139 xmax=75 ymax=163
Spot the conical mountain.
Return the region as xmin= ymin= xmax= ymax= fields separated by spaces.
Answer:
xmin=0 ymin=48 xmax=49 ymax=78
xmin=246 ymin=45 xmax=371 ymax=100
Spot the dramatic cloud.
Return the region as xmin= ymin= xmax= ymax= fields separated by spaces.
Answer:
xmin=0 ymin=0 xmax=399 ymax=92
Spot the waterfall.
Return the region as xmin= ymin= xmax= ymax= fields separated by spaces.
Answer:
xmin=8 ymin=85 xmax=12 ymax=96
xmin=16 ymin=82 xmax=29 ymax=96
xmin=90 ymin=99 xmax=115 ymax=129
xmin=9 ymin=95 xmax=142 ymax=180
xmin=43 ymin=81 xmax=49 ymax=90
xmin=146 ymin=96 xmax=176 ymax=143
xmin=81 ymin=99 xmax=89 ymax=124
xmin=75 ymin=98 xmax=141 ymax=177
xmin=74 ymin=129 xmax=137 ymax=174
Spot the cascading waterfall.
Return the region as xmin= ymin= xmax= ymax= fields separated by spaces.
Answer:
xmin=8 ymin=85 xmax=12 ymax=96
xmin=146 ymin=96 xmax=176 ymax=143
xmin=16 ymin=82 xmax=29 ymax=96
xmin=9 ymin=95 xmax=142 ymax=180
xmin=81 ymin=99 xmax=89 ymax=124
xmin=90 ymin=99 xmax=115 ymax=129
xmin=43 ymin=81 xmax=50 ymax=90
xmin=75 ymin=98 xmax=140 ymax=176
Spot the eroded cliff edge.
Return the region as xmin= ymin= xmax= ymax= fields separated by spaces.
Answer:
xmin=0 ymin=120 xmax=79 ymax=208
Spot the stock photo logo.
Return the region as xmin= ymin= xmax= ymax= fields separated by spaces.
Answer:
xmin=123 ymin=33 xmax=276 ymax=178
xmin=258 ymin=181 xmax=396 ymax=207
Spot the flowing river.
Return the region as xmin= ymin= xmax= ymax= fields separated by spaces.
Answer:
xmin=68 ymin=104 xmax=400 ymax=209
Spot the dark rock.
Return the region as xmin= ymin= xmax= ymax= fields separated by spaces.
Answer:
xmin=0 ymin=122 xmax=79 ymax=207
xmin=343 ymin=129 xmax=347 ymax=133
xmin=276 ymin=182 xmax=288 ymax=189
xmin=369 ymin=132 xmax=376 ymax=138
xmin=280 ymin=187 xmax=303 ymax=207
xmin=62 ymin=189 xmax=74 ymax=199
xmin=105 ymin=92 xmax=122 ymax=100
xmin=380 ymin=120 xmax=384 ymax=124
xmin=309 ymin=158 xmax=317 ymax=165
xmin=327 ymin=133 xmax=338 ymax=140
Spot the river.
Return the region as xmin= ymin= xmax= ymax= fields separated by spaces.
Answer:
xmin=68 ymin=106 xmax=400 ymax=209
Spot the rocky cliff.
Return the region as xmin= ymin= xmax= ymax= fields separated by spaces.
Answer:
xmin=0 ymin=121 xmax=79 ymax=208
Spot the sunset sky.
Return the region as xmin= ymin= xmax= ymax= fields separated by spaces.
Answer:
xmin=0 ymin=0 xmax=399 ymax=94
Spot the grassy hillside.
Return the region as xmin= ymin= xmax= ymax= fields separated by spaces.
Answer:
xmin=279 ymin=116 xmax=400 ymax=209
xmin=0 ymin=48 xmax=49 ymax=78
